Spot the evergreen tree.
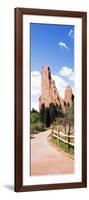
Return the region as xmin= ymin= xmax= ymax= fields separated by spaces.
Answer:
xmin=49 ymin=103 xmax=57 ymax=123
xmin=31 ymin=108 xmax=38 ymax=113
xmin=40 ymin=104 xmax=45 ymax=123
xmin=44 ymin=107 xmax=51 ymax=127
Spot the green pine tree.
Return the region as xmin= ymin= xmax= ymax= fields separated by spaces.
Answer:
xmin=44 ymin=107 xmax=51 ymax=127
xmin=40 ymin=104 xmax=45 ymax=123
xmin=49 ymin=103 xmax=57 ymax=123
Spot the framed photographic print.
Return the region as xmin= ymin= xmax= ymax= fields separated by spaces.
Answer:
xmin=15 ymin=8 xmax=87 ymax=192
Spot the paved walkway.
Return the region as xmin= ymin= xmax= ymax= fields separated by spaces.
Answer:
xmin=31 ymin=131 xmax=74 ymax=176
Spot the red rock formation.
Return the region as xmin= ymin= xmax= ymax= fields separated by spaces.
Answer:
xmin=64 ymin=86 xmax=74 ymax=107
xmin=39 ymin=65 xmax=73 ymax=111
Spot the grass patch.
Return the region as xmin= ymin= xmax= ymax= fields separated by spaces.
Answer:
xmin=51 ymin=137 xmax=74 ymax=155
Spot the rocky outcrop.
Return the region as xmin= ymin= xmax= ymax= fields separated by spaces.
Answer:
xmin=64 ymin=86 xmax=74 ymax=107
xmin=39 ymin=65 xmax=73 ymax=111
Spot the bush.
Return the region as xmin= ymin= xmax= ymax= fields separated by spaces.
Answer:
xmin=35 ymin=122 xmax=44 ymax=132
xmin=31 ymin=112 xmax=40 ymax=124
xmin=30 ymin=123 xmax=37 ymax=134
xmin=31 ymin=122 xmax=45 ymax=134
xmin=55 ymin=117 xmax=65 ymax=125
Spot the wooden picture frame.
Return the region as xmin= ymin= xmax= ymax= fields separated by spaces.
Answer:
xmin=15 ymin=7 xmax=87 ymax=192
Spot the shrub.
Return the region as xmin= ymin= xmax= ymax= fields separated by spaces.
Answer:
xmin=31 ymin=112 xmax=40 ymax=124
xmin=31 ymin=122 xmax=45 ymax=134
xmin=35 ymin=122 xmax=44 ymax=132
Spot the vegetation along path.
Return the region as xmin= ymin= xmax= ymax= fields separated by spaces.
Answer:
xmin=31 ymin=130 xmax=74 ymax=176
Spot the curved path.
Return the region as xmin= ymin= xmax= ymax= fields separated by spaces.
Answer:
xmin=31 ymin=131 xmax=74 ymax=176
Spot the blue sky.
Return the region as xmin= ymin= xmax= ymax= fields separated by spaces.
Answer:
xmin=30 ymin=23 xmax=74 ymax=74
xmin=30 ymin=23 xmax=74 ymax=110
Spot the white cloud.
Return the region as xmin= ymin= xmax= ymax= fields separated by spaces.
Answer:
xmin=31 ymin=71 xmax=40 ymax=76
xmin=58 ymin=41 xmax=69 ymax=50
xmin=68 ymin=29 xmax=74 ymax=40
xmin=31 ymin=71 xmax=41 ymax=111
xmin=69 ymin=72 xmax=74 ymax=81
xmin=59 ymin=66 xmax=72 ymax=77
xmin=59 ymin=66 xmax=74 ymax=81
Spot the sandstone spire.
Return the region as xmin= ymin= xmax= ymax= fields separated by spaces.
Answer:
xmin=39 ymin=65 xmax=74 ymax=111
xmin=39 ymin=65 xmax=64 ymax=110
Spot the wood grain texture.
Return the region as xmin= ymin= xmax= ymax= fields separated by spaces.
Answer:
xmin=14 ymin=8 xmax=23 ymax=192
